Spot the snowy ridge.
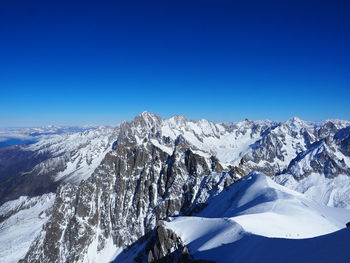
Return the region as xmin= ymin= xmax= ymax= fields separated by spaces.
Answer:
xmin=161 ymin=173 xmax=350 ymax=262
xmin=195 ymin=172 xmax=350 ymax=238
xmin=24 ymin=126 xmax=117 ymax=183
xmin=116 ymin=172 xmax=350 ymax=263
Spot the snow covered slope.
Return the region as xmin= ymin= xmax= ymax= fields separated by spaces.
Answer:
xmin=162 ymin=218 xmax=350 ymax=263
xmin=25 ymin=126 xmax=117 ymax=183
xmin=275 ymin=173 xmax=350 ymax=209
xmin=0 ymin=194 xmax=55 ymax=263
xmin=165 ymin=222 xmax=350 ymax=263
xmin=0 ymin=126 xmax=117 ymax=203
xmin=0 ymin=126 xmax=97 ymax=148
xmin=176 ymin=172 xmax=350 ymax=238
xmin=159 ymin=172 xmax=350 ymax=262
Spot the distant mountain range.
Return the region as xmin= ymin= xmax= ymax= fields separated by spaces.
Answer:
xmin=0 ymin=112 xmax=349 ymax=263
xmin=0 ymin=125 xmax=98 ymax=148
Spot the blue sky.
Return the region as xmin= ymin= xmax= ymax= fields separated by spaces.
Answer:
xmin=0 ymin=0 xmax=349 ymax=126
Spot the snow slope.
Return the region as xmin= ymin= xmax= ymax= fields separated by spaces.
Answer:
xmin=176 ymin=226 xmax=350 ymax=263
xmin=275 ymin=173 xmax=350 ymax=209
xmin=0 ymin=194 xmax=55 ymax=263
xmin=196 ymin=173 xmax=350 ymax=238
xmin=0 ymin=126 xmax=97 ymax=148
xmin=25 ymin=126 xmax=116 ymax=183
xmin=163 ymin=172 xmax=350 ymax=262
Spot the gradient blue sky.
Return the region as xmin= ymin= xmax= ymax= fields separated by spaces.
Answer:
xmin=0 ymin=0 xmax=349 ymax=126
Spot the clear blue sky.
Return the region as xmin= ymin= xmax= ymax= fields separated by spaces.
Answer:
xmin=0 ymin=0 xmax=349 ymax=126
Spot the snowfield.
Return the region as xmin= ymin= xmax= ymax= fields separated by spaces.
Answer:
xmin=0 ymin=194 xmax=55 ymax=263
xmin=164 ymin=173 xmax=350 ymax=262
xmin=26 ymin=126 xmax=115 ymax=183
xmin=275 ymin=173 xmax=350 ymax=209
xmin=171 ymin=226 xmax=350 ymax=263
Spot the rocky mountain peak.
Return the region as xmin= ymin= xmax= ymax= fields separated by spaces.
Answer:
xmin=135 ymin=111 xmax=162 ymax=129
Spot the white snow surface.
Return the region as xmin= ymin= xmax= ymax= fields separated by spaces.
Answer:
xmin=84 ymin=236 xmax=122 ymax=263
xmin=275 ymin=172 xmax=350 ymax=209
xmin=25 ymin=126 xmax=116 ymax=183
xmin=0 ymin=125 xmax=97 ymax=144
xmin=165 ymin=217 xmax=245 ymax=251
xmin=0 ymin=194 xmax=55 ymax=263
xmin=164 ymin=173 xmax=350 ymax=262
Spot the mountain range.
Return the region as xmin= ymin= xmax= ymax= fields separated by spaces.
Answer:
xmin=0 ymin=112 xmax=349 ymax=263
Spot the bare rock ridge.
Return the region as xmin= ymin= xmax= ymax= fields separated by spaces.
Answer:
xmin=138 ymin=221 xmax=214 ymax=263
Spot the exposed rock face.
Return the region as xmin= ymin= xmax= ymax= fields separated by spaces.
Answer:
xmin=145 ymin=221 xmax=188 ymax=263
xmin=138 ymin=221 xmax=214 ymax=263
xmin=0 ymin=146 xmax=54 ymax=204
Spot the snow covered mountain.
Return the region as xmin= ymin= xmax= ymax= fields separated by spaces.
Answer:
xmin=0 ymin=125 xmax=97 ymax=148
xmin=275 ymin=125 xmax=350 ymax=208
xmin=0 ymin=194 xmax=55 ymax=263
xmin=0 ymin=126 xmax=117 ymax=203
xmin=0 ymin=112 xmax=349 ymax=263
xmin=116 ymin=172 xmax=350 ymax=262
